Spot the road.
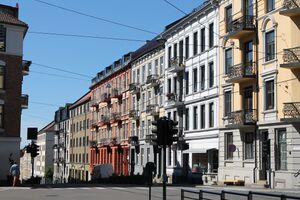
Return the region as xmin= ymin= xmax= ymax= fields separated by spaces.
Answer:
xmin=1 ymin=185 xmax=300 ymax=200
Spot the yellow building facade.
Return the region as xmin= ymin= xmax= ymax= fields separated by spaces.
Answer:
xmin=218 ymin=0 xmax=300 ymax=188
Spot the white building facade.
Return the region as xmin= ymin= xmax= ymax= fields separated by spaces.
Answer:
xmin=162 ymin=1 xmax=219 ymax=184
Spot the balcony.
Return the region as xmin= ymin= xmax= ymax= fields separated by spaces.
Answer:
xmin=90 ymin=100 xmax=99 ymax=111
xmin=282 ymin=102 xmax=300 ymax=121
xmin=146 ymin=74 xmax=160 ymax=88
xmin=100 ymin=93 xmax=111 ymax=104
xmin=166 ymin=93 xmax=184 ymax=109
xmin=226 ymin=15 xmax=256 ymax=39
xmin=129 ymin=83 xmax=140 ymax=95
xmin=146 ymin=104 xmax=159 ymax=116
xmin=99 ymin=138 xmax=110 ymax=146
xmin=22 ymin=60 xmax=31 ymax=76
xmin=110 ymin=112 xmax=122 ymax=123
xmin=99 ymin=115 xmax=110 ymax=127
xmin=225 ymin=109 xmax=257 ymax=128
xmin=280 ymin=46 xmax=300 ymax=69
xmin=226 ymin=62 xmax=256 ymax=83
xmin=129 ymin=109 xmax=139 ymax=120
xmin=280 ymin=0 xmax=300 ymax=17
xmin=21 ymin=94 xmax=29 ymax=109
xmin=90 ymin=120 xmax=98 ymax=131
xmin=169 ymin=57 xmax=186 ymax=73
xmin=111 ymin=88 xmax=122 ymax=100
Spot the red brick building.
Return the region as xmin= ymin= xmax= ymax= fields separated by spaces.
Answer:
xmin=0 ymin=4 xmax=30 ymax=184
xmin=90 ymin=53 xmax=132 ymax=176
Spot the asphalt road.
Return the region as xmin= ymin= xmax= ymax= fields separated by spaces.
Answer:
xmin=1 ymin=185 xmax=300 ymax=200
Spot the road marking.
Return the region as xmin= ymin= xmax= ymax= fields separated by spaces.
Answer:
xmin=95 ymin=187 xmax=106 ymax=190
xmin=132 ymin=187 xmax=148 ymax=190
xmin=111 ymin=187 xmax=126 ymax=190
xmin=78 ymin=187 xmax=92 ymax=190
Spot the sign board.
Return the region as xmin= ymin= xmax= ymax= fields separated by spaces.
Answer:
xmin=228 ymin=144 xmax=236 ymax=152
xmin=27 ymin=127 xmax=38 ymax=140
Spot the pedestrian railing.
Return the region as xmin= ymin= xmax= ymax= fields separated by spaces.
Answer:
xmin=181 ymin=189 xmax=300 ymax=200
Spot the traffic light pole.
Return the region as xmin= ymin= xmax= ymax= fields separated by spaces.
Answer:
xmin=162 ymin=144 xmax=166 ymax=200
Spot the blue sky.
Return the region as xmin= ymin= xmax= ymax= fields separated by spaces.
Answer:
xmin=2 ymin=0 xmax=202 ymax=147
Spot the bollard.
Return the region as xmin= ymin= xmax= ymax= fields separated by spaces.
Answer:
xmin=248 ymin=191 xmax=252 ymax=200
xmin=280 ymin=194 xmax=286 ymax=200
xmin=199 ymin=190 xmax=203 ymax=200
xmin=220 ymin=190 xmax=225 ymax=200
xmin=181 ymin=189 xmax=184 ymax=200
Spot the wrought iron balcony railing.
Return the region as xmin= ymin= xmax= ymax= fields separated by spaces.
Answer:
xmin=146 ymin=74 xmax=160 ymax=87
xmin=280 ymin=0 xmax=300 ymax=17
xmin=90 ymin=120 xmax=98 ymax=131
xmin=226 ymin=62 xmax=256 ymax=83
xmin=21 ymin=94 xmax=29 ymax=109
xmin=99 ymin=138 xmax=110 ymax=145
xmin=146 ymin=104 xmax=159 ymax=116
xmin=281 ymin=46 xmax=300 ymax=68
xmin=227 ymin=15 xmax=255 ymax=39
xmin=129 ymin=83 xmax=140 ymax=94
xmin=166 ymin=93 xmax=184 ymax=108
xmin=110 ymin=112 xmax=122 ymax=123
xmin=99 ymin=115 xmax=110 ymax=126
xmin=111 ymin=88 xmax=122 ymax=99
xmin=100 ymin=93 xmax=111 ymax=103
xmin=169 ymin=57 xmax=185 ymax=72
xmin=283 ymin=102 xmax=300 ymax=119
xmin=129 ymin=109 xmax=139 ymax=120
xmin=90 ymin=100 xmax=99 ymax=111
xmin=226 ymin=109 xmax=257 ymax=127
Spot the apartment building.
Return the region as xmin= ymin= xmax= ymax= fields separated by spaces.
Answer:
xmin=128 ymin=38 xmax=165 ymax=178
xmin=161 ymin=1 xmax=219 ymax=183
xmin=90 ymin=53 xmax=131 ymax=176
xmin=69 ymin=92 xmax=91 ymax=182
xmin=35 ymin=121 xmax=55 ymax=184
xmin=53 ymin=105 xmax=70 ymax=183
xmin=0 ymin=4 xmax=30 ymax=184
xmin=19 ymin=148 xmax=32 ymax=181
xmin=218 ymin=0 xmax=300 ymax=188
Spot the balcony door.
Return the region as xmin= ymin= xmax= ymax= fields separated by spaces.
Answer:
xmin=244 ymin=40 xmax=253 ymax=76
xmin=243 ymin=87 xmax=253 ymax=123
xmin=245 ymin=0 xmax=253 ymax=16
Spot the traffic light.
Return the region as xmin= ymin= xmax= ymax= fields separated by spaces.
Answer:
xmin=30 ymin=143 xmax=40 ymax=158
xmin=166 ymin=120 xmax=179 ymax=146
xmin=25 ymin=144 xmax=32 ymax=154
xmin=151 ymin=119 xmax=160 ymax=145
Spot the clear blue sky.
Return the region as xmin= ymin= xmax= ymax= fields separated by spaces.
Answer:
xmin=2 ymin=0 xmax=202 ymax=147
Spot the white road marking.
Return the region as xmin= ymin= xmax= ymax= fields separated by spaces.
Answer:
xmin=95 ymin=187 xmax=106 ymax=190
xmin=111 ymin=187 xmax=127 ymax=190
xmin=132 ymin=187 xmax=148 ymax=190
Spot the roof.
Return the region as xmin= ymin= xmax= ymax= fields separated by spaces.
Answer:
xmin=38 ymin=121 xmax=55 ymax=133
xmin=131 ymin=37 xmax=165 ymax=63
xmin=0 ymin=11 xmax=28 ymax=28
xmin=69 ymin=91 xmax=91 ymax=109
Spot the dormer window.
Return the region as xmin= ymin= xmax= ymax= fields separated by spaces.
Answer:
xmin=0 ymin=25 xmax=6 ymax=52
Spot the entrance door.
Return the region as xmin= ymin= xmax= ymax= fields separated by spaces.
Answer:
xmin=261 ymin=131 xmax=270 ymax=180
xmin=182 ymin=154 xmax=189 ymax=177
xmin=130 ymin=148 xmax=135 ymax=175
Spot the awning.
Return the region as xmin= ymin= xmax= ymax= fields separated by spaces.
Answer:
xmin=183 ymin=148 xmax=217 ymax=154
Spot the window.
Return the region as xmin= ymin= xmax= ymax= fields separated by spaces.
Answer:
xmin=185 ymin=108 xmax=189 ymax=131
xmin=209 ymin=23 xmax=214 ymax=48
xmin=141 ymin=148 xmax=144 ymax=165
xmin=225 ymin=48 xmax=232 ymax=74
xmin=193 ymin=31 xmax=198 ymax=55
xmin=168 ymin=148 xmax=172 ymax=166
xmin=265 ymin=30 xmax=275 ymax=62
xmin=174 ymin=43 xmax=178 ymax=59
xmin=193 ymin=106 xmax=198 ymax=130
xmin=276 ymin=129 xmax=287 ymax=170
xmin=147 ymin=148 xmax=150 ymax=162
xmin=147 ymin=119 xmax=151 ymax=135
xmin=168 ymin=46 xmax=172 ymax=68
xmin=267 ymin=0 xmax=275 ymax=12
xmin=265 ymin=80 xmax=274 ymax=110
xmin=224 ymin=91 xmax=232 ymax=117
xmin=148 ymin=63 xmax=152 ymax=76
xmin=209 ymin=103 xmax=214 ymax=128
xmin=225 ymin=5 xmax=232 ymax=32
xmin=141 ymin=121 xmax=145 ymax=139
xmin=185 ymin=72 xmax=189 ymax=95
xmin=200 ymin=65 xmax=205 ymax=90
xmin=160 ymin=56 xmax=164 ymax=75
xmin=0 ymin=25 xmax=6 ymax=52
xmin=142 ymin=65 xmax=146 ymax=83
xmin=200 ymin=28 xmax=205 ymax=52
xmin=168 ymin=78 xmax=171 ymax=94
xmin=173 ymin=111 xmax=177 ymax=122
xmin=209 ymin=62 xmax=214 ymax=88
xmin=137 ymin=68 xmax=140 ymax=83
xmin=168 ymin=112 xmax=171 ymax=120
xmin=193 ymin=68 xmax=198 ymax=92
xmin=173 ymin=77 xmax=177 ymax=93
xmin=179 ymin=40 xmax=183 ymax=64
xmin=142 ymin=93 xmax=145 ymax=111
xmin=245 ymin=133 xmax=254 ymax=159
xmin=185 ymin=36 xmax=189 ymax=59
xmin=200 ymin=104 xmax=205 ymax=129
xmin=226 ymin=133 xmax=233 ymax=159
xmin=155 ymin=59 xmax=158 ymax=74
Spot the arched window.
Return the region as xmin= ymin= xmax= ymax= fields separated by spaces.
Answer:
xmin=261 ymin=16 xmax=277 ymax=63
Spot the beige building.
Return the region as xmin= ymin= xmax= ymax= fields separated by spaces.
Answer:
xmin=69 ymin=92 xmax=91 ymax=182
xmin=218 ymin=0 xmax=300 ymax=188
xmin=129 ymin=38 xmax=165 ymax=178
xmin=20 ymin=149 xmax=32 ymax=181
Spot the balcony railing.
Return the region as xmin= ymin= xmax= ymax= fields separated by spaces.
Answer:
xmin=99 ymin=138 xmax=110 ymax=145
xmin=146 ymin=104 xmax=159 ymax=116
xmin=166 ymin=93 xmax=184 ymax=108
xmin=226 ymin=109 xmax=257 ymax=127
xmin=99 ymin=115 xmax=110 ymax=126
xmin=146 ymin=74 xmax=159 ymax=87
xmin=227 ymin=62 xmax=256 ymax=83
xmin=280 ymin=0 xmax=300 ymax=17
xmin=281 ymin=46 xmax=300 ymax=69
xmin=21 ymin=94 xmax=29 ymax=109
xmin=227 ymin=15 xmax=255 ymax=39
xmin=110 ymin=112 xmax=122 ymax=123
xmin=129 ymin=83 xmax=140 ymax=94
xmin=129 ymin=109 xmax=139 ymax=120
xmin=169 ymin=57 xmax=185 ymax=73
xmin=100 ymin=93 xmax=111 ymax=103
xmin=90 ymin=100 xmax=99 ymax=111
xmin=283 ymin=102 xmax=300 ymax=119
xmin=22 ymin=60 xmax=31 ymax=76
xmin=111 ymin=88 xmax=122 ymax=99
xmin=90 ymin=120 xmax=98 ymax=131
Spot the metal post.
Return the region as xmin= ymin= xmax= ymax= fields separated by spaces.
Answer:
xmin=199 ymin=190 xmax=203 ymax=200
xmin=31 ymin=157 xmax=34 ymax=178
xmin=269 ymin=154 xmax=272 ymax=189
xmin=181 ymin=189 xmax=184 ymax=200
xmin=149 ymin=185 xmax=151 ymax=200
xmin=280 ymin=194 xmax=286 ymax=200
xmin=248 ymin=191 xmax=252 ymax=200
xmin=220 ymin=190 xmax=225 ymax=200
xmin=163 ymin=145 xmax=167 ymax=200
